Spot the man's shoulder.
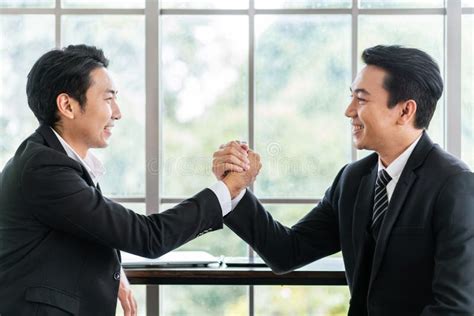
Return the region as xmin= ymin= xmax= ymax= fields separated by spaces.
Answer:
xmin=427 ymin=144 xmax=471 ymax=173
xmin=1 ymin=132 xmax=78 ymax=204
xmin=5 ymin=131 xmax=77 ymax=175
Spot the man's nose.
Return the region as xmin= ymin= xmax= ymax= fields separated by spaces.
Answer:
xmin=345 ymin=101 xmax=356 ymax=118
xmin=112 ymin=100 xmax=122 ymax=120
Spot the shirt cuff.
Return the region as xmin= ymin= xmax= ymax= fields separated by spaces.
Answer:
xmin=208 ymin=181 xmax=232 ymax=217
xmin=208 ymin=181 xmax=246 ymax=217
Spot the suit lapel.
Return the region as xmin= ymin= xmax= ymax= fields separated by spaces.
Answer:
xmin=35 ymin=125 xmax=96 ymax=188
xmin=352 ymin=166 xmax=378 ymax=251
xmin=349 ymin=165 xmax=377 ymax=315
xmin=369 ymin=132 xmax=434 ymax=286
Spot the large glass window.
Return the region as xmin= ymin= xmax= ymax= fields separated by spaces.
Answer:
xmin=161 ymin=285 xmax=247 ymax=315
xmin=0 ymin=0 xmax=54 ymax=8
xmin=359 ymin=0 xmax=444 ymax=9
xmin=161 ymin=15 xmax=248 ymax=197
xmin=62 ymin=0 xmax=145 ymax=8
xmin=162 ymin=0 xmax=247 ymax=9
xmin=463 ymin=0 xmax=474 ymax=8
xmin=255 ymin=15 xmax=351 ymax=198
xmin=256 ymin=0 xmax=351 ymax=9
xmin=255 ymin=285 xmax=350 ymax=315
xmin=0 ymin=1 xmax=472 ymax=315
xmin=0 ymin=15 xmax=54 ymax=167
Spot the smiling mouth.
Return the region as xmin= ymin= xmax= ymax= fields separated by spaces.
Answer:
xmin=104 ymin=126 xmax=114 ymax=136
xmin=352 ymin=124 xmax=364 ymax=133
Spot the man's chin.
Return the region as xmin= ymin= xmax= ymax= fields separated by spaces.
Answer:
xmin=353 ymin=142 xmax=374 ymax=152
xmin=352 ymin=140 xmax=364 ymax=150
xmin=95 ymin=141 xmax=109 ymax=149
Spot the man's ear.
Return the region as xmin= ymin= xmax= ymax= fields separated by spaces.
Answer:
xmin=56 ymin=93 xmax=75 ymax=120
xmin=397 ymin=99 xmax=417 ymax=126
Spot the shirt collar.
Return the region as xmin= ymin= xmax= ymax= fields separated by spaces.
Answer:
xmin=378 ymin=133 xmax=423 ymax=181
xmin=50 ymin=127 xmax=105 ymax=186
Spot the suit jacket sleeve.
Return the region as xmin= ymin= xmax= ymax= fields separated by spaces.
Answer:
xmin=20 ymin=150 xmax=223 ymax=258
xmin=224 ymin=166 xmax=346 ymax=274
xmin=421 ymin=171 xmax=474 ymax=315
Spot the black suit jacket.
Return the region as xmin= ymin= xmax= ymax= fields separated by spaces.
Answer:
xmin=0 ymin=125 xmax=223 ymax=315
xmin=225 ymin=133 xmax=474 ymax=315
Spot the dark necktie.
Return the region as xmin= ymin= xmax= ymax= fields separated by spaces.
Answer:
xmin=371 ymin=169 xmax=392 ymax=239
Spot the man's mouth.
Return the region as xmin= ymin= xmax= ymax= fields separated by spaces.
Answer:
xmin=352 ymin=123 xmax=364 ymax=133
xmin=104 ymin=125 xmax=114 ymax=135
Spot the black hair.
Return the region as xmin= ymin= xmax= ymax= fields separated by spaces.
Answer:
xmin=26 ymin=44 xmax=109 ymax=126
xmin=361 ymin=45 xmax=443 ymax=129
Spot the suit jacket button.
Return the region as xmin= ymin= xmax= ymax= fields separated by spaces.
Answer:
xmin=114 ymin=272 xmax=121 ymax=280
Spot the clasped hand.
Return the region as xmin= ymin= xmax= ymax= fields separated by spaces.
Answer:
xmin=212 ymin=141 xmax=262 ymax=198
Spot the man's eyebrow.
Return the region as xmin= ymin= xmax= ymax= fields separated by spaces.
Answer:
xmin=104 ymin=89 xmax=118 ymax=95
xmin=349 ymin=87 xmax=370 ymax=95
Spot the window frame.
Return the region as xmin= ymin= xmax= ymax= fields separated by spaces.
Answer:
xmin=0 ymin=0 xmax=471 ymax=315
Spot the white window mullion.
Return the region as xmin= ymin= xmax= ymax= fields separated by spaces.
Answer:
xmin=446 ymin=0 xmax=462 ymax=157
xmin=55 ymin=0 xmax=60 ymax=48
xmin=145 ymin=1 xmax=160 ymax=316
xmin=248 ymin=3 xmax=256 ymax=315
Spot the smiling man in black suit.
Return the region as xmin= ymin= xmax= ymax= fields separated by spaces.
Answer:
xmin=0 ymin=45 xmax=259 ymax=316
xmin=213 ymin=45 xmax=474 ymax=315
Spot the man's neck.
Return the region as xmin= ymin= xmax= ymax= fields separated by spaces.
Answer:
xmin=378 ymin=130 xmax=423 ymax=167
xmin=52 ymin=125 xmax=88 ymax=159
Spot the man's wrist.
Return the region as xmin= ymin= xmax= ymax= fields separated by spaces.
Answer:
xmin=222 ymin=176 xmax=244 ymax=199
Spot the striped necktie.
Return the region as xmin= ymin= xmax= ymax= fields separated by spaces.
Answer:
xmin=371 ymin=169 xmax=392 ymax=239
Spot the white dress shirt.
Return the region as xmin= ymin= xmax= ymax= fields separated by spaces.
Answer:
xmin=378 ymin=133 xmax=422 ymax=202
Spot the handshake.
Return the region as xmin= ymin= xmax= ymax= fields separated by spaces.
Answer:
xmin=212 ymin=141 xmax=262 ymax=199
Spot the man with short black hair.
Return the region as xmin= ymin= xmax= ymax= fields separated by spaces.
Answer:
xmin=214 ymin=45 xmax=474 ymax=315
xmin=0 ymin=44 xmax=258 ymax=315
